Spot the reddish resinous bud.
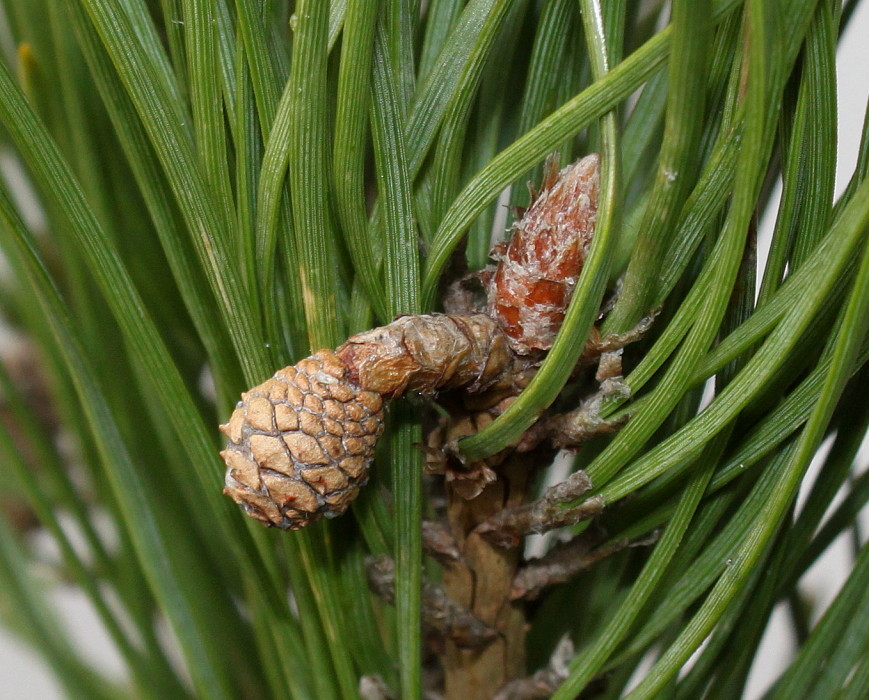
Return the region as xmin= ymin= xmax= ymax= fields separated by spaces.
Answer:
xmin=489 ymin=154 xmax=600 ymax=355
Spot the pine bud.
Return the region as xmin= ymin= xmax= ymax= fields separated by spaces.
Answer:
xmin=220 ymin=350 xmax=384 ymax=529
xmin=489 ymin=154 xmax=600 ymax=354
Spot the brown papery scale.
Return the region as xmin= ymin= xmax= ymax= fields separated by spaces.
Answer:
xmin=220 ymin=155 xmax=600 ymax=530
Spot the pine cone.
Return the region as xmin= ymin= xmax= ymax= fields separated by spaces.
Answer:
xmin=220 ymin=350 xmax=384 ymax=530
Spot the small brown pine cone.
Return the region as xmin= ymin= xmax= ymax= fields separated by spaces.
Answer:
xmin=220 ymin=350 xmax=384 ymax=530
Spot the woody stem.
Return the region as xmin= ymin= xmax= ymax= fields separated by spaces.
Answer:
xmin=440 ymin=456 xmax=533 ymax=699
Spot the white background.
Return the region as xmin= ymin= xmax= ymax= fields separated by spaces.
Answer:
xmin=0 ymin=4 xmax=867 ymax=697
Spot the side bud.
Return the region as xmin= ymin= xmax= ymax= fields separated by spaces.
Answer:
xmin=489 ymin=154 xmax=600 ymax=354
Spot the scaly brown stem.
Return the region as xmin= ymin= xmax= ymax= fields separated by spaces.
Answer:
xmin=441 ymin=457 xmax=533 ymax=700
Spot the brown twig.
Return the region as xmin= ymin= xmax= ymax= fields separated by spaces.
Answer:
xmin=511 ymin=530 xmax=660 ymax=601
xmin=366 ymin=556 xmax=497 ymax=648
xmin=475 ymin=471 xmax=604 ymax=549
xmin=544 ymin=386 xmax=629 ymax=450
